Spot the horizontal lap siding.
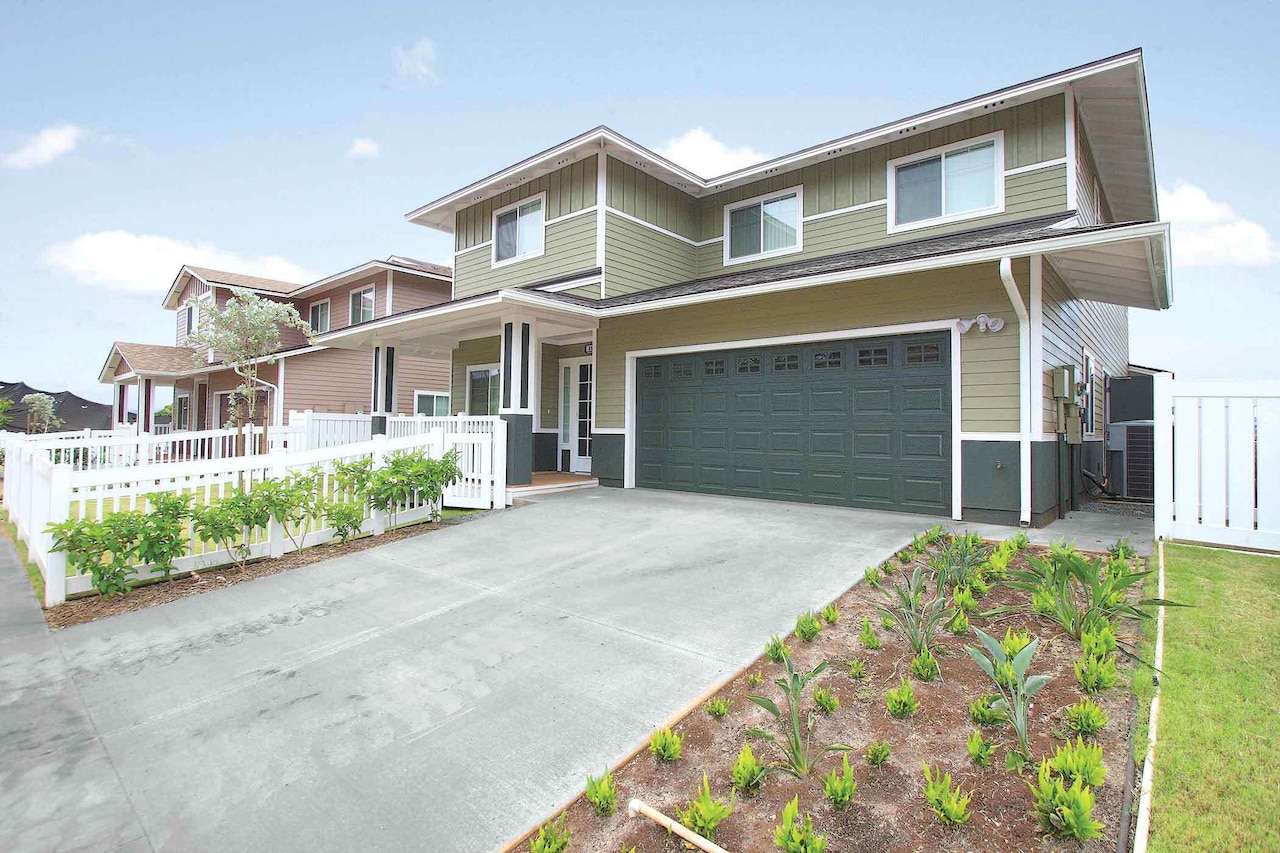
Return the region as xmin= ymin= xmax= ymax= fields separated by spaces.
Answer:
xmin=449 ymin=337 xmax=500 ymax=415
xmin=453 ymin=212 xmax=597 ymax=299
xmin=604 ymin=211 xmax=695 ymax=296
xmin=281 ymin=349 xmax=370 ymax=415
xmin=540 ymin=342 xmax=591 ymax=429
xmin=395 ymin=354 xmax=451 ymax=414
xmin=388 ymin=273 xmax=451 ymax=313
xmin=596 ymin=262 xmax=1024 ymax=433
xmin=1041 ymin=261 xmax=1128 ymax=433
xmin=454 ymin=155 xmax=598 ymax=251
xmin=174 ymin=279 xmax=211 ymax=346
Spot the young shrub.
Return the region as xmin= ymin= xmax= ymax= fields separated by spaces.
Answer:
xmin=965 ymin=627 xmax=1050 ymax=765
xmin=946 ymin=608 xmax=969 ymax=635
xmin=930 ymin=534 xmax=992 ymax=592
xmin=885 ymin=678 xmax=920 ymax=719
xmin=746 ymin=670 xmax=765 ymax=689
xmin=863 ymin=565 xmax=882 ymax=588
xmin=1000 ymin=628 xmax=1035 ymax=658
xmin=324 ymin=499 xmax=365 ymax=543
xmin=1081 ymin=623 xmax=1118 ymax=659
xmin=1029 ymin=760 xmax=1104 ymax=840
xmin=774 ymin=796 xmax=828 ymax=853
xmin=966 ymin=729 xmax=994 ymax=767
xmin=820 ymin=603 xmax=840 ymax=625
xmin=1010 ymin=530 xmax=1030 ymax=550
xmin=952 ymin=585 xmax=977 ymax=613
xmin=1108 ymin=538 xmax=1137 ymax=561
xmin=585 ymin=768 xmax=617 ymax=816
xmin=847 ymin=659 xmax=868 ymax=680
xmin=880 ymin=559 xmax=896 ymax=576
xmin=528 ymin=814 xmax=571 ymax=853
xmin=878 ymin=567 xmax=952 ymax=656
xmin=1049 ymin=737 xmax=1107 ymax=787
xmin=135 ymin=492 xmax=192 ymax=581
xmin=746 ymin=656 xmax=856 ymax=776
xmin=921 ymin=763 xmax=973 ymax=826
xmin=731 ymin=743 xmax=767 ymax=794
xmin=649 ymin=727 xmax=683 ymax=762
xmin=1065 ymin=699 xmax=1109 ymax=737
xmin=898 ymin=549 xmax=913 ymax=565
xmin=968 ymin=692 xmax=1003 ymax=726
xmin=705 ymin=696 xmax=732 ymax=718
xmin=910 ymin=647 xmax=940 ymax=681
xmin=794 ymin=611 xmax=822 ymax=642
xmin=866 ymin=740 xmax=891 ymax=767
xmin=765 ymin=634 xmax=793 ymax=662
xmin=674 ymin=774 xmax=734 ymax=842
xmin=858 ymin=618 xmax=881 ymax=650
xmin=813 ymin=685 xmax=839 ymax=714
xmin=880 ymin=614 xmax=895 ymax=630
xmin=49 ymin=516 xmax=137 ymax=599
xmin=1075 ymin=653 xmax=1118 ymax=693
xmin=1031 ymin=587 xmax=1056 ymax=615
xmin=822 ymin=754 xmax=858 ymax=810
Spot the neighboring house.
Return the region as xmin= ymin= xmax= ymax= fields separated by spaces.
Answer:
xmin=98 ymin=257 xmax=454 ymax=433
xmin=0 ymin=381 xmax=112 ymax=432
xmin=314 ymin=49 xmax=1171 ymax=526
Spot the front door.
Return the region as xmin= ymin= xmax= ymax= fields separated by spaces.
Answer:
xmin=561 ymin=357 xmax=593 ymax=474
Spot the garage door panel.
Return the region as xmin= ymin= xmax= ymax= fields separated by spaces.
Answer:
xmin=902 ymin=432 xmax=946 ymax=459
xmin=810 ymin=388 xmax=849 ymax=414
xmin=700 ymin=391 xmax=728 ymax=414
xmin=769 ymin=468 xmax=804 ymax=496
xmin=733 ymin=430 xmax=765 ymax=452
xmin=640 ymin=428 xmax=666 ymax=451
xmin=902 ymin=477 xmax=947 ymax=509
xmin=670 ymin=391 xmax=695 ymax=414
xmin=903 ymin=386 xmax=946 ymax=413
xmin=854 ymin=388 xmax=893 ymax=413
xmin=853 ymin=430 xmax=893 ymax=457
xmin=640 ymin=392 xmax=665 ymax=416
xmin=733 ymin=466 xmax=765 ymax=492
xmin=853 ymin=473 xmax=894 ymax=504
xmin=810 ymin=431 xmax=848 ymax=457
xmin=770 ymin=390 xmax=804 ymax=414
xmin=769 ymin=430 xmax=803 ymax=454
xmin=699 ymin=429 xmax=728 ymax=450
xmin=669 ymin=429 xmax=695 ymax=450
xmin=810 ymin=470 xmax=850 ymax=500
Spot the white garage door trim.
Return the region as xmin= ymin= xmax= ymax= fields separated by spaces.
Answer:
xmin=622 ymin=318 xmax=963 ymax=520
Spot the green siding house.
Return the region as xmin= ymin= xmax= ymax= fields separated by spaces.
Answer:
xmin=318 ymin=49 xmax=1170 ymax=526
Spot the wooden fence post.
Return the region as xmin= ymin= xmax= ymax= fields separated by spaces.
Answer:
xmin=44 ymin=464 xmax=70 ymax=607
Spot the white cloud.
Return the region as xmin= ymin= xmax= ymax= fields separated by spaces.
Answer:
xmin=656 ymin=127 xmax=768 ymax=179
xmin=1159 ymin=180 xmax=1277 ymax=268
xmin=347 ymin=138 xmax=381 ymax=159
xmin=1 ymin=124 xmax=84 ymax=169
xmin=40 ymin=231 xmax=317 ymax=294
xmin=394 ymin=38 xmax=438 ymax=84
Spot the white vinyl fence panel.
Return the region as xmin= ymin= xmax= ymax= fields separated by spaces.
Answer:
xmin=289 ymin=410 xmax=372 ymax=449
xmin=1155 ymin=375 xmax=1280 ymax=551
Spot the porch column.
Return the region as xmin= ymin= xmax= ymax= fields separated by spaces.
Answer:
xmin=370 ymin=345 xmax=397 ymax=435
xmin=112 ymin=382 xmax=127 ymax=428
xmin=138 ymin=377 xmax=154 ymax=434
xmin=498 ymin=315 xmax=537 ymax=485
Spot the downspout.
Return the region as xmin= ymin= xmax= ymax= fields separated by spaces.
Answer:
xmin=999 ymin=257 xmax=1033 ymax=526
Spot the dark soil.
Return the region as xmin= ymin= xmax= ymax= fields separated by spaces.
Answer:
xmin=514 ymin=540 xmax=1142 ymax=853
xmin=45 ymin=514 xmax=482 ymax=630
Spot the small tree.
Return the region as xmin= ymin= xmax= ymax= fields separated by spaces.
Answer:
xmin=185 ymin=287 xmax=310 ymax=453
xmin=0 ymin=397 xmax=12 ymax=431
xmin=21 ymin=393 xmax=63 ymax=434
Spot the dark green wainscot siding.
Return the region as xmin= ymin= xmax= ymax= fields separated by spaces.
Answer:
xmin=501 ymin=413 xmax=533 ymax=486
xmin=533 ymin=432 xmax=559 ymax=473
xmin=592 ymin=434 xmax=626 ymax=488
xmin=962 ymin=439 xmax=1065 ymax=527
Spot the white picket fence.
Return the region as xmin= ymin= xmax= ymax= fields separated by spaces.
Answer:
xmin=288 ymin=410 xmax=372 ymax=449
xmin=5 ymin=422 xmax=508 ymax=607
xmin=1155 ymin=376 xmax=1280 ymax=551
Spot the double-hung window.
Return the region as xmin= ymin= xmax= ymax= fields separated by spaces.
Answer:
xmin=309 ymin=300 xmax=330 ymax=334
xmin=725 ymin=187 xmax=802 ymax=264
xmin=493 ymin=194 xmax=545 ymax=266
xmin=889 ymin=133 xmax=1003 ymax=232
xmin=349 ymin=287 xmax=374 ymax=325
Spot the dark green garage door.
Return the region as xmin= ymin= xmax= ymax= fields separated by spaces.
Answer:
xmin=636 ymin=332 xmax=951 ymax=514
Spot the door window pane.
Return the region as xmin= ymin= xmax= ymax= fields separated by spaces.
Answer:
xmin=895 ymin=156 xmax=942 ymax=225
xmin=560 ymin=367 xmax=570 ymax=443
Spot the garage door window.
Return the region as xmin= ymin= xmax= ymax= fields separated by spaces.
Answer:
xmin=671 ymin=362 xmax=692 ymax=379
xmin=643 ymin=364 xmax=663 ymax=380
xmin=737 ymin=356 xmax=761 ymax=374
xmin=857 ymin=347 xmax=889 ymax=367
xmin=704 ymin=358 xmax=725 ymax=376
xmin=813 ymin=350 xmax=843 ymax=370
xmin=773 ymin=353 xmax=799 ymax=372
xmin=906 ymin=343 xmax=941 ymax=365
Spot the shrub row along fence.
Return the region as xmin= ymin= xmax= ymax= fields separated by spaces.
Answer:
xmin=3 ymin=419 xmax=508 ymax=606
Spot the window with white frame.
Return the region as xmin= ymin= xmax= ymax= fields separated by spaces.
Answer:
xmin=174 ymin=395 xmax=190 ymax=431
xmin=493 ymin=195 xmax=545 ymax=265
xmin=889 ymin=133 xmax=1002 ymax=231
xmin=309 ymin=300 xmax=330 ymax=334
xmin=414 ymin=391 xmax=450 ymax=417
xmin=467 ymin=366 xmax=500 ymax=415
xmin=184 ymin=303 xmax=195 ymax=336
xmin=1081 ymin=349 xmax=1097 ymax=434
xmin=725 ymin=188 xmax=801 ymax=263
xmin=349 ymin=287 xmax=374 ymax=325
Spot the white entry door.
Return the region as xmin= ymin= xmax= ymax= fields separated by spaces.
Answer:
xmin=560 ymin=357 xmax=593 ymax=474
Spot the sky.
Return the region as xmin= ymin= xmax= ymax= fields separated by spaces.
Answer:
xmin=2 ymin=0 xmax=1278 ymax=403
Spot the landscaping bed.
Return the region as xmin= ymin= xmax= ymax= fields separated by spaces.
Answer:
xmin=516 ymin=531 xmax=1147 ymax=852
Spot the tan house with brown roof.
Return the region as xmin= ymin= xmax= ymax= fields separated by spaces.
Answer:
xmin=99 ymin=257 xmax=454 ymax=433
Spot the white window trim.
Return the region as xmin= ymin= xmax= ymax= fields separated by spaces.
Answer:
xmin=173 ymin=391 xmax=191 ymax=430
xmin=412 ymin=389 xmax=450 ymax=416
xmin=1081 ymin=345 xmax=1097 ymax=435
xmin=722 ymin=185 xmax=804 ymax=267
xmin=464 ymin=363 xmax=501 ymax=416
xmin=348 ymin=285 xmax=376 ymax=326
xmin=308 ymin=298 xmax=331 ymax=334
xmin=491 ymin=192 xmax=547 ymax=270
xmin=886 ymin=131 xmax=1005 ymax=235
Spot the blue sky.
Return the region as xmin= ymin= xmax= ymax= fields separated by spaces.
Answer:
xmin=3 ymin=0 xmax=1278 ymax=401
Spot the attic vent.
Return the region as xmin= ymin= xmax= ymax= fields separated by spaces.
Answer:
xmin=897 ymin=125 xmax=918 ymax=135
xmin=981 ymin=99 xmax=1005 ymax=110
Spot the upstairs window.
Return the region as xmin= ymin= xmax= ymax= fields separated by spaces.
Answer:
xmin=493 ymin=195 xmax=545 ymax=265
xmin=725 ymin=188 xmax=801 ymax=264
xmin=350 ymin=287 xmax=374 ymax=325
xmin=184 ymin=304 xmax=195 ymax=335
xmin=890 ymin=134 xmax=1002 ymax=232
xmin=309 ymin=300 xmax=330 ymax=334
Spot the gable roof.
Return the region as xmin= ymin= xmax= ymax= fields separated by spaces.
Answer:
xmin=98 ymin=342 xmax=201 ymax=383
xmin=406 ymin=49 xmax=1156 ymax=232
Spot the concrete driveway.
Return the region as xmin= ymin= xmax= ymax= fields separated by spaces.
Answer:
xmin=2 ymin=488 xmax=942 ymax=852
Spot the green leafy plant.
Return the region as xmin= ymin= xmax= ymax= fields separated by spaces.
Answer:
xmin=1075 ymin=652 xmax=1118 ymax=693
xmin=966 ymin=729 xmax=994 ymax=767
xmin=794 ymin=611 xmax=822 ymax=642
xmin=1081 ymin=623 xmax=1118 ymax=659
xmin=1000 ymin=627 xmax=1035 ymax=658
xmin=746 ymin=656 xmax=856 ymax=777
xmin=885 ymin=678 xmax=920 ymax=719
xmin=48 ymin=514 xmax=141 ymax=599
xmin=910 ymin=647 xmax=939 ymax=681
xmin=820 ymin=603 xmax=840 ymax=624
xmin=880 ymin=614 xmax=895 ymax=630
xmin=952 ymin=584 xmax=977 ymax=613
xmin=746 ymin=670 xmax=764 ymax=688
xmin=847 ymin=659 xmax=867 ymax=680
xmin=813 ymin=685 xmax=839 ymax=714
xmin=930 ymin=534 xmax=992 ymax=592
xmin=333 ymin=456 xmax=375 ymax=496
xmin=1049 ymin=737 xmax=1107 ymax=787
xmin=866 ymin=740 xmax=891 ymax=766
xmin=366 ymin=448 xmax=463 ymax=526
xmin=863 ymin=565 xmax=882 ymax=588
xmin=649 ymin=727 xmax=683 ymax=762
xmin=674 ymin=774 xmax=734 ymax=842
xmin=765 ymin=634 xmax=793 ymax=662
xmin=528 ymin=814 xmax=571 ymax=853
xmin=897 ymin=549 xmax=913 ymax=564
xmin=1029 ymin=760 xmax=1104 ymax=840
xmin=922 ymin=763 xmax=972 ymax=826
xmin=585 ymin=768 xmax=617 ymax=816
xmin=135 ymin=492 xmax=191 ymax=581
xmin=1108 ymin=538 xmax=1137 ymax=561
xmin=947 ymin=608 xmax=969 ymax=634
xmin=1065 ymin=699 xmax=1109 ymax=737
xmin=965 ymin=627 xmax=1050 ymax=763
xmin=191 ymin=500 xmax=252 ymax=569
xmin=968 ymin=692 xmax=1003 ymax=726
xmin=324 ymin=499 xmax=365 ymax=542
xmin=878 ymin=573 xmax=952 ymax=656
xmin=705 ymin=696 xmax=732 ymax=718
xmin=858 ymin=618 xmax=881 ymax=650
xmin=1010 ymin=531 xmax=1030 ymax=550
xmin=731 ymin=743 xmax=767 ymax=794
xmin=773 ymin=796 xmax=828 ymax=853
xmin=822 ymin=754 xmax=858 ymax=809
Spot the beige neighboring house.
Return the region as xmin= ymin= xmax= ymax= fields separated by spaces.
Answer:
xmin=98 ymin=257 xmax=453 ymax=433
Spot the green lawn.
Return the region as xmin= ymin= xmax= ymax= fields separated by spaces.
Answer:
xmin=1147 ymin=544 xmax=1280 ymax=851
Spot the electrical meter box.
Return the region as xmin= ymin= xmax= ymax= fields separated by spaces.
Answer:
xmin=1064 ymin=403 xmax=1083 ymax=445
xmin=1053 ymin=366 xmax=1076 ymax=399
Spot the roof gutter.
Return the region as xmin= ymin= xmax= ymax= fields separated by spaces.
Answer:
xmin=999 ymin=257 xmax=1033 ymax=527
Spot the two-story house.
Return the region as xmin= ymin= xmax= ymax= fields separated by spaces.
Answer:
xmin=317 ymin=49 xmax=1171 ymax=527
xmin=97 ymin=256 xmax=454 ymax=433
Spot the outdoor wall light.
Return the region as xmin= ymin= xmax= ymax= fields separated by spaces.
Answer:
xmin=958 ymin=314 xmax=1005 ymax=334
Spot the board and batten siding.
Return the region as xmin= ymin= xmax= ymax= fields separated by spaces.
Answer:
xmin=454 ymin=155 xmax=599 ymax=252
xmin=595 ymin=261 xmax=1025 ymax=434
xmin=449 ymin=337 xmax=501 ymax=415
xmin=1040 ymin=260 xmax=1128 ymax=433
xmin=453 ymin=211 xmax=597 ymax=299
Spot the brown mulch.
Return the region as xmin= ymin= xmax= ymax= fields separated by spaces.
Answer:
xmin=515 ymin=541 xmax=1142 ymax=853
xmin=44 ymin=514 xmax=483 ymax=631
